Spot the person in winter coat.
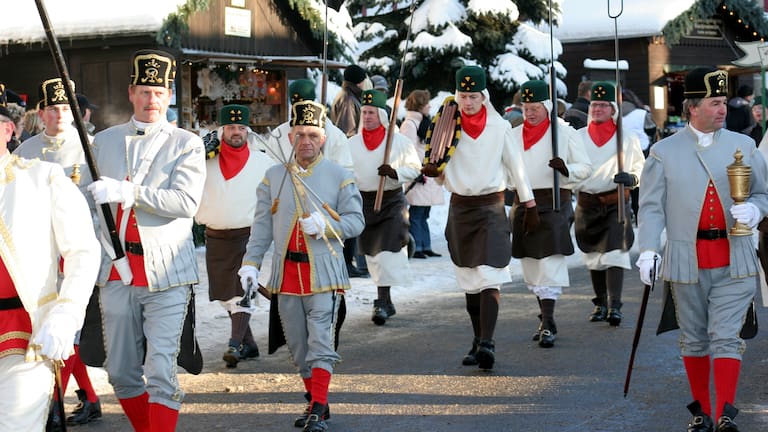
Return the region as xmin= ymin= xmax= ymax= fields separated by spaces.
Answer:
xmin=402 ymin=89 xmax=444 ymax=259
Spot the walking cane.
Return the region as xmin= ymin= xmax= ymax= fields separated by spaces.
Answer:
xmin=623 ymin=255 xmax=658 ymax=397
xmin=53 ymin=360 xmax=68 ymax=432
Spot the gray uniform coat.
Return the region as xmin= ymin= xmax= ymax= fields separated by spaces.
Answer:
xmin=92 ymin=121 xmax=206 ymax=290
xmin=638 ymin=126 xmax=768 ymax=283
xmin=242 ymin=154 xmax=364 ymax=294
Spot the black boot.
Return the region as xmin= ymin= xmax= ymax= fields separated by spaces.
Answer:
xmin=475 ymin=339 xmax=495 ymax=370
xmin=66 ymin=389 xmax=102 ymax=425
xmin=588 ymin=298 xmax=607 ymax=322
xmin=223 ymin=342 xmax=242 ymax=368
xmin=687 ymin=400 xmax=714 ymax=432
xmin=532 ymin=314 xmax=543 ymax=341
xmin=538 ymin=319 xmax=557 ymax=348
xmin=607 ymin=302 xmax=623 ymax=327
xmin=461 ymin=337 xmax=480 ymax=366
xmin=716 ymin=403 xmax=739 ymax=432
xmin=294 ymin=393 xmax=331 ymax=428
xmin=46 ymin=402 xmax=62 ymax=432
xmin=303 ymin=402 xmax=329 ymax=432
xmin=372 ymin=299 xmax=389 ymax=325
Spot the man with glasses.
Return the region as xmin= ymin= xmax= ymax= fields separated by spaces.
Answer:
xmin=239 ymin=100 xmax=364 ymax=432
xmin=574 ymin=81 xmax=644 ymax=327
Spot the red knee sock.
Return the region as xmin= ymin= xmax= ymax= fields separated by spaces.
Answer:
xmin=148 ymin=403 xmax=179 ymax=432
xmin=713 ymin=357 xmax=741 ymax=420
xmin=310 ymin=368 xmax=331 ymax=406
xmin=303 ymin=377 xmax=313 ymax=394
xmin=683 ymin=355 xmax=711 ymax=416
xmin=118 ymin=392 xmax=150 ymax=432
xmin=71 ymin=345 xmax=99 ymax=402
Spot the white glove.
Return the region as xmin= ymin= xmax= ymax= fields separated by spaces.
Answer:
xmin=729 ymin=202 xmax=761 ymax=228
xmin=238 ymin=265 xmax=259 ymax=292
xmin=32 ymin=306 xmax=79 ymax=361
xmin=299 ymin=211 xmax=327 ymax=239
xmin=87 ymin=176 xmax=135 ymax=208
xmin=635 ymin=251 xmax=662 ymax=286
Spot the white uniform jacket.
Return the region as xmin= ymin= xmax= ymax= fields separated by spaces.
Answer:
xmin=0 ymin=154 xmax=100 ymax=361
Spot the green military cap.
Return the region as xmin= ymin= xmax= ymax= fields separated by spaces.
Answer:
xmin=362 ymin=89 xmax=387 ymax=110
xmin=219 ymin=104 xmax=250 ymax=126
xmin=455 ymin=66 xmax=486 ymax=92
xmin=684 ymin=67 xmax=728 ymax=99
xmin=289 ymin=79 xmax=316 ymax=104
xmin=39 ymin=78 xmax=75 ymax=108
xmin=291 ymin=100 xmax=326 ymax=128
xmin=520 ymin=80 xmax=550 ymax=103
xmin=591 ymin=81 xmax=617 ymax=103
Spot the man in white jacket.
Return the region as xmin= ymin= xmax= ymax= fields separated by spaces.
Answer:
xmin=0 ymin=92 xmax=101 ymax=432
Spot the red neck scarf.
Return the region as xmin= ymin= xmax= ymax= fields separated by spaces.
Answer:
xmin=219 ymin=141 xmax=250 ymax=180
xmin=460 ymin=105 xmax=487 ymax=139
xmin=362 ymin=125 xmax=386 ymax=150
xmin=522 ymin=118 xmax=550 ymax=151
xmin=588 ymin=120 xmax=617 ymax=147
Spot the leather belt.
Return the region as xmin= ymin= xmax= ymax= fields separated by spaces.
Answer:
xmin=125 ymin=241 xmax=144 ymax=256
xmin=0 ymin=296 xmax=23 ymax=310
xmin=285 ymin=251 xmax=310 ymax=263
xmin=697 ymin=229 xmax=728 ymax=240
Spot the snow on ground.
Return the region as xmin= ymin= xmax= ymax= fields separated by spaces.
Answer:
xmin=82 ymin=190 xmax=638 ymax=396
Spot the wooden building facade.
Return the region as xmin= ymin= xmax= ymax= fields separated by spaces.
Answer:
xmin=0 ymin=0 xmax=340 ymax=133
xmin=556 ymin=1 xmax=768 ymax=136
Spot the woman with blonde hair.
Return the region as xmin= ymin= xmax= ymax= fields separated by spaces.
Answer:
xmin=22 ymin=108 xmax=44 ymax=141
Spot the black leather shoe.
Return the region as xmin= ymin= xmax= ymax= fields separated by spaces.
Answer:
xmin=687 ymin=400 xmax=714 ymax=432
xmin=303 ymin=402 xmax=329 ymax=432
xmin=589 ymin=305 xmax=607 ymax=322
xmin=607 ymin=303 xmax=623 ymax=326
xmin=538 ymin=329 xmax=556 ymax=348
xmin=412 ymin=251 xmax=427 ymax=259
xmin=476 ymin=339 xmax=495 ymax=370
xmin=240 ymin=343 xmax=260 ymax=359
xmin=223 ymin=344 xmax=242 ymax=368
xmin=462 ymin=337 xmax=480 ymax=366
xmin=716 ymin=403 xmax=739 ymax=432
xmin=532 ymin=314 xmax=543 ymax=341
xmin=589 ymin=298 xmax=607 ymax=322
xmin=295 ymin=393 xmax=330 ymax=428
xmin=372 ymin=300 xmax=388 ymax=325
xmin=384 ymin=302 xmax=396 ymax=318
xmin=424 ymin=250 xmax=442 ymax=257
xmin=46 ymin=402 xmax=62 ymax=432
xmin=66 ymin=392 xmax=102 ymax=425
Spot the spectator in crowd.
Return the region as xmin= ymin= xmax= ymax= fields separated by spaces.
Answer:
xmin=563 ymin=80 xmax=592 ymax=129
xmin=726 ymin=83 xmax=753 ymax=134
xmin=748 ymin=95 xmax=765 ymax=145
xmin=621 ymin=87 xmax=657 ymax=223
xmin=401 ymin=89 xmax=444 ymax=259
xmin=22 ymin=107 xmax=44 ymax=141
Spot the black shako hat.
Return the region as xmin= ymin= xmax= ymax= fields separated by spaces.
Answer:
xmin=130 ymin=49 xmax=176 ymax=88
xmin=684 ymin=67 xmax=728 ymax=99
xmin=39 ymin=77 xmax=75 ymax=108
xmin=291 ymin=100 xmax=326 ymax=128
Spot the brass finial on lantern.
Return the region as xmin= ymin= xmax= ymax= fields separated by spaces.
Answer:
xmin=727 ymin=149 xmax=752 ymax=236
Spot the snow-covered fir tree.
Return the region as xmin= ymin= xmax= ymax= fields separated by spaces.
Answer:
xmin=347 ymin=0 xmax=566 ymax=110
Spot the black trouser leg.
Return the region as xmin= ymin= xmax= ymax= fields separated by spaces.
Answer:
xmin=479 ymin=289 xmax=500 ymax=341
